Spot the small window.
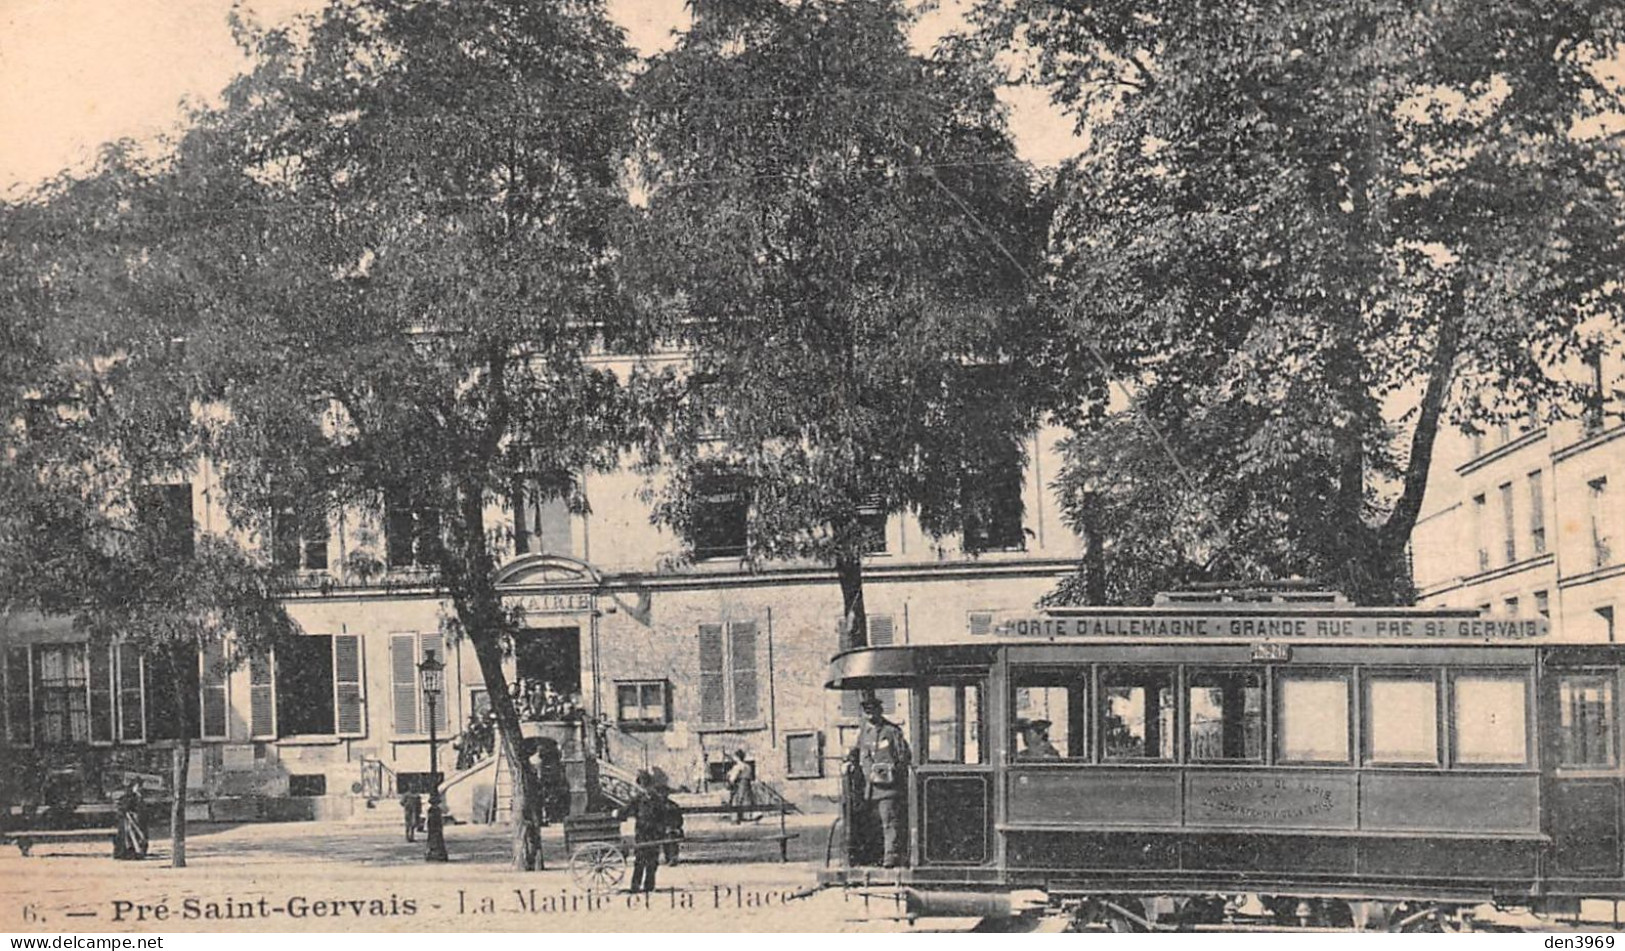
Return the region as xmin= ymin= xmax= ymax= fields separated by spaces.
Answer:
xmin=1559 ymin=674 xmax=1616 ymax=768
xmin=691 ymin=470 xmax=749 ymax=560
xmin=926 ymin=683 xmax=984 ymax=764
xmin=1013 ymin=670 xmax=1085 ymax=759
xmin=1101 ymin=668 xmax=1174 ymax=761
xmin=1365 ymin=675 xmax=1439 ymax=765
xmin=1453 ymin=675 xmax=1528 ymax=766
xmin=1472 ymin=494 xmax=1490 ymax=571
xmin=616 ymin=680 xmax=670 ymax=729
xmin=1187 ymin=669 xmax=1263 ymax=762
xmin=785 ymin=731 xmax=824 ymax=779
xmin=1277 ymin=673 xmax=1351 ymax=764
xmin=288 ymin=774 xmax=327 ymax=797
xmin=858 ymin=503 xmax=888 ymax=555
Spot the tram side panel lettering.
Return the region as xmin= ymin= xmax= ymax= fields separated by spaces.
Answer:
xmin=994 ymin=616 xmax=1546 ymax=639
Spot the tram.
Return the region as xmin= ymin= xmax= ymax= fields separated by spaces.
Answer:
xmin=823 ymin=587 xmax=1623 ymax=930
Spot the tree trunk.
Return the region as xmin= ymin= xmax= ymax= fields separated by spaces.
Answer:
xmin=469 ymin=634 xmax=545 ymax=869
xmin=836 ymin=550 xmax=867 ymax=651
xmin=1081 ymin=492 xmax=1107 ymax=606
xmin=446 ymin=482 xmax=545 ymax=870
xmin=170 ymin=738 xmax=188 ymax=868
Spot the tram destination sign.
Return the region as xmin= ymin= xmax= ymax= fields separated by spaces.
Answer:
xmin=987 ymin=614 xmax=1548 ymax=640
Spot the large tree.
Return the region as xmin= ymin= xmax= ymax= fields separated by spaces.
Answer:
xmin=2 ymin=167 xmax=299 ymax=867
xmin=975 ymin=0 xmax=1625 ymax=603
xmin=10 ymin=1 xmax=646 ymax=869
xmin=633 ymin=0 xmax=1054 ymax=648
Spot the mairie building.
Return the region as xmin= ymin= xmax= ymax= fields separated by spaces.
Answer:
xmin=0 ymin=426 xmax=1081 ymax=822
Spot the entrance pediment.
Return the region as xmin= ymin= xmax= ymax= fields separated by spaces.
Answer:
xmin=493 ymin=553 xmax=602 ymax=590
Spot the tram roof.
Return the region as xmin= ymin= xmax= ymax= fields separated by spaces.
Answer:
xmin=825 ymin=600 xmax=1557 ymax=689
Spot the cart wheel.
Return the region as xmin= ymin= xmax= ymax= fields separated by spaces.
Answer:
xmin=570 ymin=842 xmax=627 ymax=892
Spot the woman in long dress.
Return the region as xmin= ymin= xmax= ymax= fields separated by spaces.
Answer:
xmin=114 ymin=778 xmax=148 ymax=860
xmin=726 ymin=750 xmax=757 ymax=824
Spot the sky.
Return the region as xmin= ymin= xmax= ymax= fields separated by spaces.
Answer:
xmin=0 ymin=0 xmax=1085 ymax=196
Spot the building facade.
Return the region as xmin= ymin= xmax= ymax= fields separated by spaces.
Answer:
xmin=1410 ymin=351 xmax=1624 ymax=643
xmin=0 ymin=426 xmax=1082 ymax=818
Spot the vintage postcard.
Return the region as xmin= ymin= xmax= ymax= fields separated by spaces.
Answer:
xmin=3 ymin=0 xmax=1624 ymax=937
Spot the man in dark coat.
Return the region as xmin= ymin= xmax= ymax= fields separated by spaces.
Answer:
xmin=617 ymin=771 xmax=665 ymax=893
xmin=852 ymin=694 xmax=911 ymax=867
xmin=400 ymin=793 xmax=423 ymax=843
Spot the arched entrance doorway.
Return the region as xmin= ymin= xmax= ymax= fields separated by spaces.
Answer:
xmin=492 ymin=554 xmax=604 ymax=717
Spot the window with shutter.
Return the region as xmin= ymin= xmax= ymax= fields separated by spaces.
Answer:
xmin=698 ymin=625 xmax=727 ymax=725
xmin=5 ymin=647 xmax=31 ymax=746
xmin=249 ymin=652 xmax=275 ymax=740
xmin=419 ymin=633 xmax=447 ymax=733
xmin=391 ymin=634 xmax=419 ymax=735
xmin=333 ymin=635 xmax=365 ymax=736
xmin=90 ymin=646 xmax=115 ymax=744
xmin=730 ymin=621 xmax=759 ymax=723
xmin=117 ymin=645 xmax=145 ymax=743
xmin=200 ymin=640 xmax=229 ymax=740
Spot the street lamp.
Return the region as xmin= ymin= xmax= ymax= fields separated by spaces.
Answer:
xmin=419 ymin=648 xmax=449 ymax=862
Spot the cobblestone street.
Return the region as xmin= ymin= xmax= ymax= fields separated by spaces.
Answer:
xmin=0 ymin=814 xmax=933 ymax=932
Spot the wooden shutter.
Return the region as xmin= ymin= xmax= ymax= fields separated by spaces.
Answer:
xmin=333 ymin=635 xmax=365 ymax=736
xmin=419 ymin=633 xmax=447 ymax=733
xmin=200 ymin=640 xmax=228 ymax=739
xmin=842 ymin=615 xmax=895 ymax=717
xmin=869 ymin=616 xmax=896 ymax=714
xmin=698 ymin=625 xmax=726 ymax=725
xmin=729 ymin=621 xmax=759 ymax=723
xmin=249 ymin=652 xmax=275 ymax=739
xmin=117 ymin=645 xmax=145 ymax=742
xmin=89 ymin=645 xmax=115 ymax=744
xmin=6 ymin=647 xmax=31 ymax=746
xmin=390 ymin=634 xmax=419 ymax=735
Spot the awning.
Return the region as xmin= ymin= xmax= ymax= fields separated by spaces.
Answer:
xmin=825 ymin=644 xmax=999 ymax=690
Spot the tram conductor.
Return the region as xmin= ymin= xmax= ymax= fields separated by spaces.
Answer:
xmin=850 ymin=693 xmax=911 ymax=868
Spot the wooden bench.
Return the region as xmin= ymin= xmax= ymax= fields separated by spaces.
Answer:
xmin=5 ymin=828 xmax=117 ymax=857
xmin=674 ymin=802 xmax=800 ymax=862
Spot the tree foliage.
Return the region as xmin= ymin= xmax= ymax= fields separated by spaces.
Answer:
xmin=3 ymin=166 xmax=299 ymax=866
xmin=634 ymin=0 xmax=1054 ymax=647
xmin=7 ymin=0 xmax=645 ymax=870
xmin=974 ymin=0 xmax=1625 ymax=604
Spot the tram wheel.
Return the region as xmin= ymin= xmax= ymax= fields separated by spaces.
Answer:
xmin=569 ymin=842 xmax=627 ymax=892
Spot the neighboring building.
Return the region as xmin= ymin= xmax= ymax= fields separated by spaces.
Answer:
xmin=1411 ymin=349 xmax=1624 ymax=642
xmin=0 ymin=424 xmax=1081 ymax=818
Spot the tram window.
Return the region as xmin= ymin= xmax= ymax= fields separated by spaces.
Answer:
xmin=1187 ymin=669 xmax=1263 ymax=762
xmin=1101 ymin=668 xmax=1174 ymax=760
xmin=926 ymin=684 xmax=984 ymax=764
xmin=1365 ymin=676 xmax=1439 ymax=765
xmin=1012 ymin=670 xmax=1085 ymax=759
xmin=1559 ymin=674 xmax=1617 ymax=768
xmin=1453 ymin=675 xmax=1528 ymax=765
xmin=1277 ymin=673 xmax=1351 ymax=764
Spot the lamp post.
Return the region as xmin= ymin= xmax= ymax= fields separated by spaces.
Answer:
xmin=419 ymin=649 xmax=449 ymax=862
